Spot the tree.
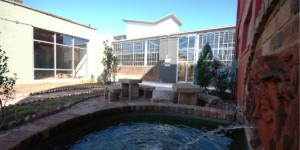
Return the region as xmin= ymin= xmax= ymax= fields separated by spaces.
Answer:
xmin=0 ymin=47 xmax=17 ymax=116
xmin=194 ymin=43 xmax=213 ymax=91
xmin=100 ymin=40 xmax=118 ymax=85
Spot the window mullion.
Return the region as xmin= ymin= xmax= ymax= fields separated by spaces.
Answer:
xmin=54 ymin=33 xmax=57 ymax=79
xmin=132 ymin=42 xmax=135 ymax=66
xmin=72 ymin=37 xmax=74 ymax=79
xmin=144 ymin=41 xmax=148 ymax=66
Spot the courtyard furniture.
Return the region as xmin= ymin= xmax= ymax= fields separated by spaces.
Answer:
xmin=104 ymin=85 xmax=122 ymax=102
xmin=118 ymin=79 xmax=142 ymax=100
xmin=152 ymin=87 xmax=175 ymax=103
xmin=196 ymin=93 xmax=220 ymax=106
xmin=139 ymin=85 xmax=155 ymax=99
xmin=172 ymin=83 xmax=203 ymax=105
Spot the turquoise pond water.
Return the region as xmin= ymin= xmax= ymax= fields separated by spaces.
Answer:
xmin=32 ymin=112 xmax=248 ymax=150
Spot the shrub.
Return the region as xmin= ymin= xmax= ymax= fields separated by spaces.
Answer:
xmin=0 ymin=47 xmax=17 ymax=116
xmin=100 ymin=40 xmax=119 ymax=85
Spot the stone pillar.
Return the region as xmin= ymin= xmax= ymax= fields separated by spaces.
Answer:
xmin=121 ymin=83 xmax=129 ymax=98
xmin=104 ymin=88 xmax=108 ymax=100
xmin=178 ymin=93 xmax=197 ymax=105
xmin=108 ymin=92 xmax=120 ymax=102
xmin=144 ymin=91 xmax=152 ymax=99
xmin=129 ymin=84 xmax=139 ymax=100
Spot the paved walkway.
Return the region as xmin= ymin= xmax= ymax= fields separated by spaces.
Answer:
xmin=7 ymin=88 xmax=103 ymax=106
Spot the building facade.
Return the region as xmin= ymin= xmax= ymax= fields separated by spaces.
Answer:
xmin=0 ymin=0 xmax=103 ymax=84
xmin=236 ymin=0 xmax=299 ymax=149
xmin=113 ymin=25 xmax=235 ymax=83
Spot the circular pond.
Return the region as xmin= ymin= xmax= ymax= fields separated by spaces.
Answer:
xmin=32 ymin=112 xmax=248 ymax=150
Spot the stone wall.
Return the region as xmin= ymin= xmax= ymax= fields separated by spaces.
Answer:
xmin=237 ymin=0 xmax=299 ymax=149
xmin=116 ymin=66 xmax=160 ymax=81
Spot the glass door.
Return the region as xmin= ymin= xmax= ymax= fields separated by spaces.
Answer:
xmin=177 ymin=35 xmax=195 ymax=83
xmin=178 ymin=62 xmax=186 ymax=82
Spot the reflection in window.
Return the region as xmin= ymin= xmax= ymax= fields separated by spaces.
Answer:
xmin=56 ymin=70 xmax=72 ymax=79
xmin=74 ymin=38 xmax=88 ymax=48
xmin=134 ymin=41 xmax=145 ymax=66
xmin=179 ymin=37 xmax=188 ymax=49
xmin=34 ymin=42 xmax=54 ymax=69
xmin=178 ymin=50 xmax=187 ymax=61
xmin=34 ymin=70 xmax=54 ymax=80
xmin=34 ymin=29 xmax=54 ymax=42
xmin=56 ymin=45 xmax=72 ymax=69
xmin=178 ymin=35 xmax=195 ymax=63
xmin=147 ymin=39 xmax=159 ymax=66
xmin=197 ymin=29 xmax=235 ymax=67
xmin=74 ymin=48 xmax=87 ymax=70
xmin=56 ymin=34 xmax=72 ymax=46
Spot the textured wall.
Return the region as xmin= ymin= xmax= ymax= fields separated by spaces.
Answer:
xmin=236 ymin=0 xmax=299 ymax=149
xmin=116 ymin=66 xmax=160 ymax=82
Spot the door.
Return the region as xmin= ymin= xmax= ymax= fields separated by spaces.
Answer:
xmin=177 ymin=35 xmax=195 ymax=83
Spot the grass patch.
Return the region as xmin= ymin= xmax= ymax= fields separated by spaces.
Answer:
xmin=45 ymin=99 xmax=54 ymax=105
xmin=46 ymin=105 xmax=56 ymax=110
xmin=16 ymin=107 xmax=36 ymax=115
xmin=29 ymin=102 xmax=41 ymax=107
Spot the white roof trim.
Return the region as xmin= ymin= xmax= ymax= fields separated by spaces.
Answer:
xmin=122 ymin=13 xmax=183 ymax=26
xmin=113 ymin=25 xmax=236 ymax=43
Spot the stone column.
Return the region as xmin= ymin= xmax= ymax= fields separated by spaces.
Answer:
xmin=121 ymin=83 xmax=129 ymax=98
xmin=144 ymin=91 xmax=152 ymax=99
xmin=129 ymin=84 xmax=139 ymax=100
xmin=178 ymin=93 xmax=197 ymax=105
xmin=104 ymin=88 xmax=108 ymax=100
xmin=108 ymin=92 xmax=120 ymax=102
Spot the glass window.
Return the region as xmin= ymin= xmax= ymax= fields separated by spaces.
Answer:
xmin=74 ymin=48 xmax=87 ymax=70
xmin=34 ymin=70 xmax=54 ymax=80
xmin=134 ymin=41 xmax=145 ymax=66
xmin=188 ymin=36 xmax=195 ymax=48
xmin=178 ymin=50 xmax=187 ymax=61
xmin=34 ymin=29 xmax=54 ymax=43
xmin=198 ymin=34 xmax=203 ymax=49
xmin=74 ymin=38 xmax=88 ymax=48
xmin=188 ymin=49 xmax=194 ymax=62
xmin=56 ymin=45 xmax=72 ymax=69
xmin=74 ymin=70 xmax=86 ymax=79
xmin=56 ymin=70 xmax=72 ymax=79
xmin=179 ymin=37 xmax=188 ymax=49
xmin=56 ymin=34 xmax=73 ymax=46
xmin=34 ymin=42 xmax=54 ymax=69
xmin=33 ymin=28 xmax=88 ymax=80
xmin=147 ymin=39 xmax=160 ymax=66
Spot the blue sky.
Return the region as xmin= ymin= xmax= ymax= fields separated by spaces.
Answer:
xmin=23 ymin=0 xmax=237 ymax=36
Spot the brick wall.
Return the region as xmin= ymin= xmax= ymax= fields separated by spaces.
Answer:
xmin=237 ymin=0 xmax=299 ymax=149
xmin=116 ymin=66 xmax=160 ymax=81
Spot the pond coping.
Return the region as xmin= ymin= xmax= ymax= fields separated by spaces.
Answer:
xmin=0 ymin=98 xmax=244 ymax=150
